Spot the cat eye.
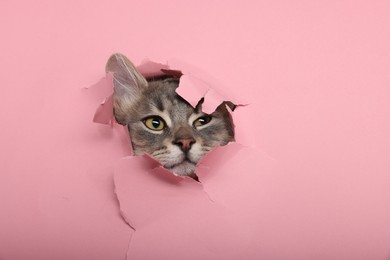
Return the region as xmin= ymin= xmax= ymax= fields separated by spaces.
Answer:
xmin=193 ymin=115 xmax=212 ymax=127
xmin=143 ymin=116 xmax=166 ymax=131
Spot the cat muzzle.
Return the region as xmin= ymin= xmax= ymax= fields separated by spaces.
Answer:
xmin=173 ymin=138 xmax=196 ymax=153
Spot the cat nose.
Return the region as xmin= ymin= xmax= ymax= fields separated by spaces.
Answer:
xmin=173 ymin=138 xmax=195 ymax=152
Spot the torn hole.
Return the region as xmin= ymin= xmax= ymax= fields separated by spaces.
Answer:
xmin=95 ymin=53 xmax=244 ymax=179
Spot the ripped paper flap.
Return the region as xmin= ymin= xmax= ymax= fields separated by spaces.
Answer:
xmin=92 ymin=60 xmax=243 ymax=124
xmin=114 ymin=143 xmax=276 ymax=259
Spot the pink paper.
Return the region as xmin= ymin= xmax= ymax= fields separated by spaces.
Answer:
xmin=92 ymin=59 xmax=240 ymax=123
xmin=114 ymin=143 xmax=277 ymax=259
xmin=1 ymin=1 xmax=390 ymax=259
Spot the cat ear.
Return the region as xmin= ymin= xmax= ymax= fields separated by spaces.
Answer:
xmin=106 ymin=53 xmax=148 ymax=93
xmin=106 ymin=53 xmax=148 ymax=124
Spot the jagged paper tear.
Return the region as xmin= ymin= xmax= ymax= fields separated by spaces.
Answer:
xmin=93 ymin=61 xmax=272 ymax=259
xmin=91 ymin=59 xmax=265 ymax=258
xmin=92 ymin=59 xmax=245 ymax=125
xmin=114 ymin=143 xmax=276 ymax=259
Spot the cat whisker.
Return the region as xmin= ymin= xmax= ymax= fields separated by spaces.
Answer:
xmin=152 ymin=150 xmax=169 ymax=157
xmin=201 ymin=145 xmax=213 ymax=151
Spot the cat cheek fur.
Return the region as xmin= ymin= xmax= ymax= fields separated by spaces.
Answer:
xmin=128 ymin=124 xmax=168 ymax=156
xmin=187 ymin=143 xmax=206 ymax=163
xmin=153 ymin=144 xmax=184 ymax=168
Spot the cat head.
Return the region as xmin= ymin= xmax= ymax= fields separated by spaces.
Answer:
xmin=106 ymin=53 xmax=235 ymax=176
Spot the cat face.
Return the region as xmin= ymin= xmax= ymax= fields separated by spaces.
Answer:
xmin=106 ymin=54 xmax=234 ymax=176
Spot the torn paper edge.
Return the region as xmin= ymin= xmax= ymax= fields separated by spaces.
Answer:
xmin=89 ymin=58 xmax=253 ymax=254
xmin=90 ymin=59 xmax=247 ymax=125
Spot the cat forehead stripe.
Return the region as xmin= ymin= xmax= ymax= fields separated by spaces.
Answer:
xmin=155 ymin=98 xmax=164 ymax=111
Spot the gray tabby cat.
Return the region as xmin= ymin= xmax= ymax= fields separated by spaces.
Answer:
xmin=106 ymin=53 xmax=235 ymax=177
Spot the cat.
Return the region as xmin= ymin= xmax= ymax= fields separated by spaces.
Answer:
xmin=106 ymin=53 xmax=235 ymax=177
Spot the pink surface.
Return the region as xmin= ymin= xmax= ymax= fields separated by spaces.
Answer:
xmin=92 ymin=60 xmax=241 ymax=125
xmin=114 ymin=144 xmax=276 ymax=259
xmin=1 ymin=1 xmax=390 ymax=259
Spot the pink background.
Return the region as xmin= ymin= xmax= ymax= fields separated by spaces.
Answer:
xmin=1 ymin=1 xmax=390 ymax=259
